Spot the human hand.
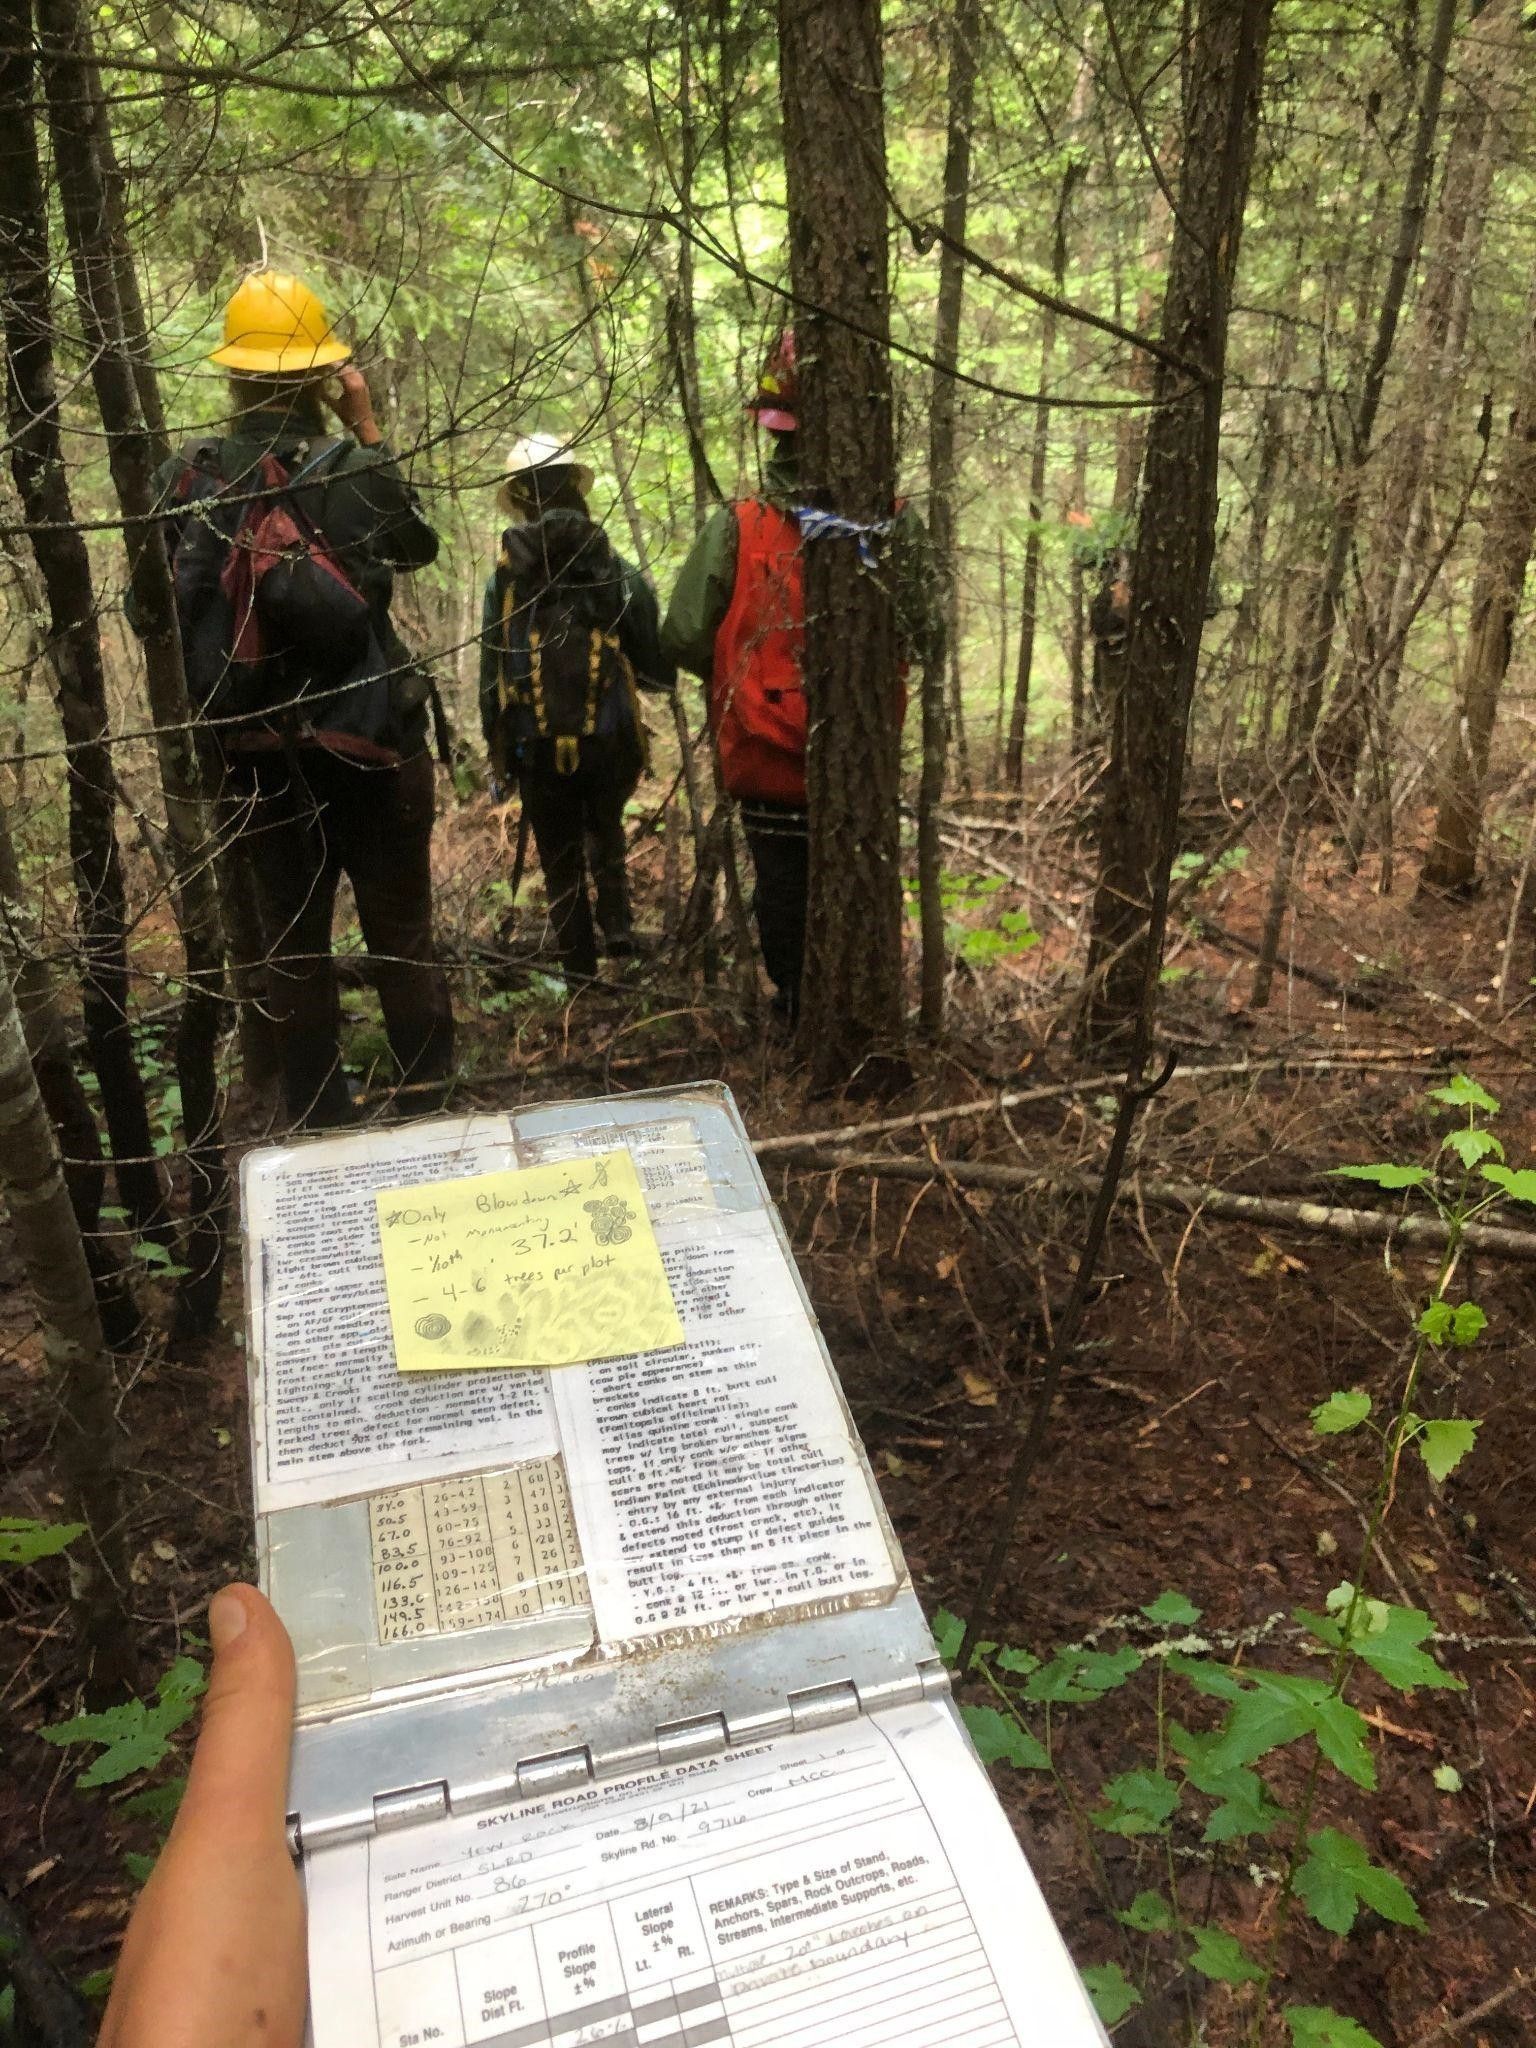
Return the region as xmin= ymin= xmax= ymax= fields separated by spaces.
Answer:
xmin=325 ymin=364 xmax=383 ymax=446
xmin=99 ymin=1584 xmax=306 ymax=2048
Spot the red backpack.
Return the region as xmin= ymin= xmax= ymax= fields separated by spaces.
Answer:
xmin=711 ymin=501 xmax=809 ymax=804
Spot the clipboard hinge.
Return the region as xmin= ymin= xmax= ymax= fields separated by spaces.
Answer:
xmin=375 ymin=1780 xmax=449 ymax=1831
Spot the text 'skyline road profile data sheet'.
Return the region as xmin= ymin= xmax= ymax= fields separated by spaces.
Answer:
xmin=307 ymin=1706 xmax=1093 ymax=2048
xmin=242 ymin=1089 xmax=1109 ymax=2048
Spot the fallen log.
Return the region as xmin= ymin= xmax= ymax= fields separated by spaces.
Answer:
xmin=757 ymin=1147 xmax=1536 ymax=1265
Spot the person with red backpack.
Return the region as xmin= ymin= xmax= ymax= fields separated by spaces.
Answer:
xmin=143 ymin=270 xmax=454 ymax=1129
xmin=661 ymin=330 xmax=944 ymax=1024
xmin=479 ymin=435 xmax=674 ymax=984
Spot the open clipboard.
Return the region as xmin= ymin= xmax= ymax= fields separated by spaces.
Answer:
xmin=242 ymin=1084 xmax=1109 ymax=2047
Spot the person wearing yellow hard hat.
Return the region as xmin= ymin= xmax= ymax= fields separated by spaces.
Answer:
xmin=137 ymin=267 xmax=455 ymax=1128
xmin=478 ymin=433 xmax=674 ymax=982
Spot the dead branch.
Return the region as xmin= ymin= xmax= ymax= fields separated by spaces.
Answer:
xmin=759 ymin=1147 xmax=1536 ymax=1264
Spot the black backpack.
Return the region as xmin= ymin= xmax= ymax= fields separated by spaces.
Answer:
xmin=167 ymin=440 xmax=411 ymax=762
xmin=488 ymin=511 xmax=640 ymax=773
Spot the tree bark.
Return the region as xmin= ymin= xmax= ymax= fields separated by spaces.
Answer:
xmin=779 ymin=0 xmax=906 ymax=1086
xmin=918 ymin=0 xmax=980 ymax=1031
xmin=0 ymin=945 xmax=135 ymax=1693
xmin=1080 ymin=0 xmax=1275 ymax=1061
xmin=1249 ymin=0 xmax=1459 ymax=1005
xmin=40 ymin=0 xmax=229 ymax=1335
xmin=0 ymin=0 xmax=167 ymax=1244
xmin=1420 ymin=289 xmax=1536 ymax=892
xmin=1329 ymin=0 xmax=1518 ymax=846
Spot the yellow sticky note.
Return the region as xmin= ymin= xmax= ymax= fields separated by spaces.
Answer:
xmin=375 ymin=1148 xmax=683 ymax=1371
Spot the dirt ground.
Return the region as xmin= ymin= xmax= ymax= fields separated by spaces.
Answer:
xmin=1 ymin=790 xmax=1533 ymax=2043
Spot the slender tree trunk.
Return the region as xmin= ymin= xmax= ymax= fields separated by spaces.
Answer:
xmin=0 ymin=0 xmax=167 ymax=1243
xmin=779 ymin=0 xmax=906 ymax=1086
xmin=40 ymin=0 xmax=228 ymax=1334
xmin=1080 ymin=0 xmax=1275 ymax=1060
xmin=1420 ymin=291 xmax=1536 ymax=891
xmin=1112 ymin=172 xmax=1173 ymax=515
xmin=918 ymin=0 xmax=980 ymax=1030
xmin=670 ymin=12 xmax=721 ymax=530
xmin=0 ymin=947 xmax=135 ymax=1693
xmin=1330 ymin=0 xmax=1517 ymax=841
xmin=0 ymin=800 xmax=142 ymax=1351
xmin=994 ymin=536 xmax=1010 ymax=772
xmin=1249 ymin=0 xmax=1458 ymax=1007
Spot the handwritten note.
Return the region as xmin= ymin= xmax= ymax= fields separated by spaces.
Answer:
xmin=375 ymin=1148 xmax=683 ymax=1371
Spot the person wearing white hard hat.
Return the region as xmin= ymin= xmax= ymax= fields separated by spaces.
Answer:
xmin=479 ymin=435 xmax=674 ymax=982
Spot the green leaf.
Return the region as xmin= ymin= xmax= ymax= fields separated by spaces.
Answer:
xmin=961 ymin=1704 xmax=1050 ymax=1771
xmin=1442 ymin=1126 xmax=1502 ymax=1169
xmin=1416 ymin=1418 xmax=1481 ymax=1484
xmin=1141 ymin=1590 xmax=1202 ymax=1627
xmin=122 ymin=1850 xmax=157 ymax=1884
xmin=1354 ymin=1606 xmax=1462 ymax=1694
xmin=41 ymin=1656 xmax=206 ymax=1787
xmin=1311 ymin=1390 xmax=1372 ymax=1436
xmin=1327 ymin=1164 xmax=1431 ymax=1190
xmin=1082 ymin=1963 xmax=1142 ymax=2028
xmin=930 ymin=1607 xmax=966 ymax=1667
xmin=1429 ymin=1074 xmax=1500 ymax=1113
xmin=1286 ymin=2009 xmax=1385 ymax=2048
xmin=1172 ymin=1724 xmax=1289 ymax=1841
xmin=120 ymin=1777 xmax=185 ymax=1831
xmin=1187 ymin=1925 xmax=1266 ymax=1985
xmin=76 ymin=1969 xmax=114 ymax=2003
xmin=1117 ymin=1889 xmax=1176 ymax=1934
xmin=1416 ymin=1300 xmax=1453 ymax=1345
xmin=1432 ymin=1764 xmax=1463 ymax=1793
xmin=1294 ymin=1828 xmax=1424 ymax=1937
xmin=0 ymin=1517 xmax=84 ymax=1565
xmin=1205 ymin=1671 xmax=1375 ymax=1789
xmin=1165 ymin=1650 xmax=1246 ymax=1701
xmin=1092 ymin=1767 xmax=1180 ymax=1836
xmin=1479 ymin=1164 xmax=1536 ymax=1206
xmin=1024 ymin=1645 xmax=1141 ymax=1703
xmin=134 ymin=1240 xmax=175 ymax=1267
xmin=995 ymin=1645 xmax=1040 ymax=1676
xmin=1450 ymin=1303 xmax=1487 ymax=1347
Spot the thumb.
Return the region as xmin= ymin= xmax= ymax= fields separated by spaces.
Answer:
xmin=174 ymin=1583 xmax=296 ymax=1846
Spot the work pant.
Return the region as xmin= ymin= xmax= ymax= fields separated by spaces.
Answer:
xmin=738 ymin=798 xmax=809 ymax=1018
xmin=231 ymin=745 xmax=454 ymax=1128
xmin=517 ymin=738 xmax=641 ymax=982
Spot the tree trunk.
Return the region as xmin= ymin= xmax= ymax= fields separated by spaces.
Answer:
xmin=918 ymin=0 xmax=980 ymax=1031
xmin=1080 ymin=0 xmax=1274 ymax=1062
xmin=1249 ymin=0 xmax=1459 ymax=1007
xmin=0 ymin=798 xmax=142 ymax=1352
xmin=40 ymin=0 xmax=229 ymax=1335
xmin=669 ymin=12 xmax=721 ymax=531
xmin=1420 ymin=290 xmax=1536 ymax=892
xmin=0 ymin=945 xmax=135 ymax=1693
xmin=1328 ymin=0 xmax=1518 ymax=839
xmin=779 ymin=0 xmax=906 ymax=1087
xmin=0 ymin=0 xmax=167 ymax=1244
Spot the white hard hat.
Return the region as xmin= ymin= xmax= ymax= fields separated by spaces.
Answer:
xmin=498 ymin=432 xmax=595 ymax=514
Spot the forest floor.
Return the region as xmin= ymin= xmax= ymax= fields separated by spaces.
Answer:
xmin=1 ymin=779 xmax=1534 ymax=2045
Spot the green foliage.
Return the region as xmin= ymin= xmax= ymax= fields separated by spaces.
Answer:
xmin=1081 ymin=1962 xmax=1141 ymax=2028
xmin=0 ymin=1517 xmax=83 ymax=1564
xmin=1432 ymin=1763 xmax=1463 ymax=1793
xmin=1204 ymin=1669 xmax=1375 ymax=1787
xmin=42 ymin=1655 xmax=205 ymax=1789
xmin=1187 ymin=1924 xmax=1265 ymax=1985
xmin=1327 ymin=1163 xmax=1431 ymax=1190
xmin=1092 ymin=1767 xmax=1180 ymax=1836
xmin=1285 ymin=2010 xmax=1384 ymax=2048
xmin=1477 ymin=1163 xmax=1536 ymax=1204
xmin=1296 ymin=1597 xmax=1462 ymax=1693
xmin=1293 ymin=1829 xmax=1424 ymax=1937
xmin=1415 ymin=1299 xmax=1486 ymax=1347
xmin=961 ymin=1704 xmax=1050 ymax=1770
xmin=1429 ymin=1074 xmax=1499 ymax=1113
xmin=1117 ymin=1889 xmax=1176 ymax=1934
xmin=1410 ymin=1417 xmax=1480 ymax=1483
xmin=1171 ymin=1724 xmax=1288 ymax=1841
xmin=1023 ymin=1645 xmax=1141 ymax=1703
xmin=1140 ymin=1589 xmax=1202 ymax=1627
xmin=1311 ymin=1389 xmax=1372 ymax=1435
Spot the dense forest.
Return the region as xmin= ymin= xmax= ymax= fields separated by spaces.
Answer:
xmin=2 ymin=0 xmax=1535 ymax=2042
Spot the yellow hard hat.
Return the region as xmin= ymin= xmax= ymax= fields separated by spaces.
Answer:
xmin=209 ymin=270 xmax=350 ymax=374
